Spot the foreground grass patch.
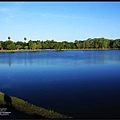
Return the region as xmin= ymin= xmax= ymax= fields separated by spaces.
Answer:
xmin=0 ymin=92 xmax=72 ymax=118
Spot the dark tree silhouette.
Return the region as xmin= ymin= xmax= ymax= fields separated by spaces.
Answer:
xmin=8 ymin=36 xmax=11 ymax=41
xmin=4 ymin=94 xmax=12 ymax=107
xmin=24 ymin=37 xmax=27 ymax=41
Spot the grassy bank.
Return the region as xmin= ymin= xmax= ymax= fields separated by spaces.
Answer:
xmin=0 ymin=49 xmax=41 ymax=53
xmin=0 ymin=49 xmax=59 ymax=53
xmin=0 ymin=92 xmax=72 ymax=118
xmin=0 ymin=48 xmax=119 ymax=53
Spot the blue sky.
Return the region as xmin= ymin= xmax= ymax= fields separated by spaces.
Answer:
xmin=0 ymin=2 xmax=120 ymax=42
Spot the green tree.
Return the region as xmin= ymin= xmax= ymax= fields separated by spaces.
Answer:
xmin=32 ymin=43 xmax=37 ymax=50
xmin=16 ymin=45 xmax=22 ymax=50
xmin=7 ymin=43 xmax=15 ymax=50
xmin=94 ymin=39 xmax=99 ymax=48
xmin=15 ymin=41 xmax=24 ymax=49
xmin=54 ymin=42 xmax=63 ymax=50
xmin=28 ymin=40 xmax=36 ymax=50
xmin=36 ymin=40 xmax=42 ymax=49
xmin=1 ymin=37 xmax=120 ymax=50
xmin=7 ymin=42 xmax=15 ymax=50
xmin=113 ymin=39 xmax=120 ymax=48
xmin=28 ymin=40 xmax=33 ymax=49
xmin=24 ymin=46 xmax=28 ymax=50
xmin=0 ymin=42 xmax=2 ymax=50
xmin=2 ymin=41 xmax=13 ymax=49
xmin=74 ymin=40 xmax=83 ymax=49
xmin=85 ymin=40 xmax=90 ymax=48
xmin=69 ymin=42 xmax=76 ymax=49
xmin=42 ymin=41 xmax=50 ymax=49
xmin=82 ymin=41 xmax=85 ymax=49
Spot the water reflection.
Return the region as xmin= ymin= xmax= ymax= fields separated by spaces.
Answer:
xmin=0 ymin=50 xmax=120 ymax=66
xmin=8 ymin=53 xmax=11 ymax=66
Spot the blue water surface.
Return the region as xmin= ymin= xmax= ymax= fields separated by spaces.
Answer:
xmin=0 ymin=50 xmax=120 ymax=118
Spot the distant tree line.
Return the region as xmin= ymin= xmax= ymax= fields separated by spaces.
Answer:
xmin=0 ymin=37 xmax=120 ymax=50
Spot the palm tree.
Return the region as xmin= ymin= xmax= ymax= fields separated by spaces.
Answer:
xmin=8 ymin=36 xmax=11 ymax=41
xmin=24 ymin=37 xmax=27 ymax=41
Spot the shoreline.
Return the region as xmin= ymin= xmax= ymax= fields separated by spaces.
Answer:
xmin=0 ymin=48 xmax=120 ymax=53
xmin=0 ymin=92 xmax=72 ymax=118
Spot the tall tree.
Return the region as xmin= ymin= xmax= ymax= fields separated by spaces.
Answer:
xmin=8 ymin=36 xmax=11 ymax=41
xmin=24 ymin=37 xmax=27 ymax=41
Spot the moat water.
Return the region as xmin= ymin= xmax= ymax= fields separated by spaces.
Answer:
xmin=0 ymin=50 xmax=120 ymax=118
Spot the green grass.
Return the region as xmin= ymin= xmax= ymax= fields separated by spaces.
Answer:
xmin=0 ymin=92 xmax=72 ymax=118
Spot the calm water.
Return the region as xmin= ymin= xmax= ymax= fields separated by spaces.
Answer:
xmin=0 ymin=50 xmax=120 ymax=118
